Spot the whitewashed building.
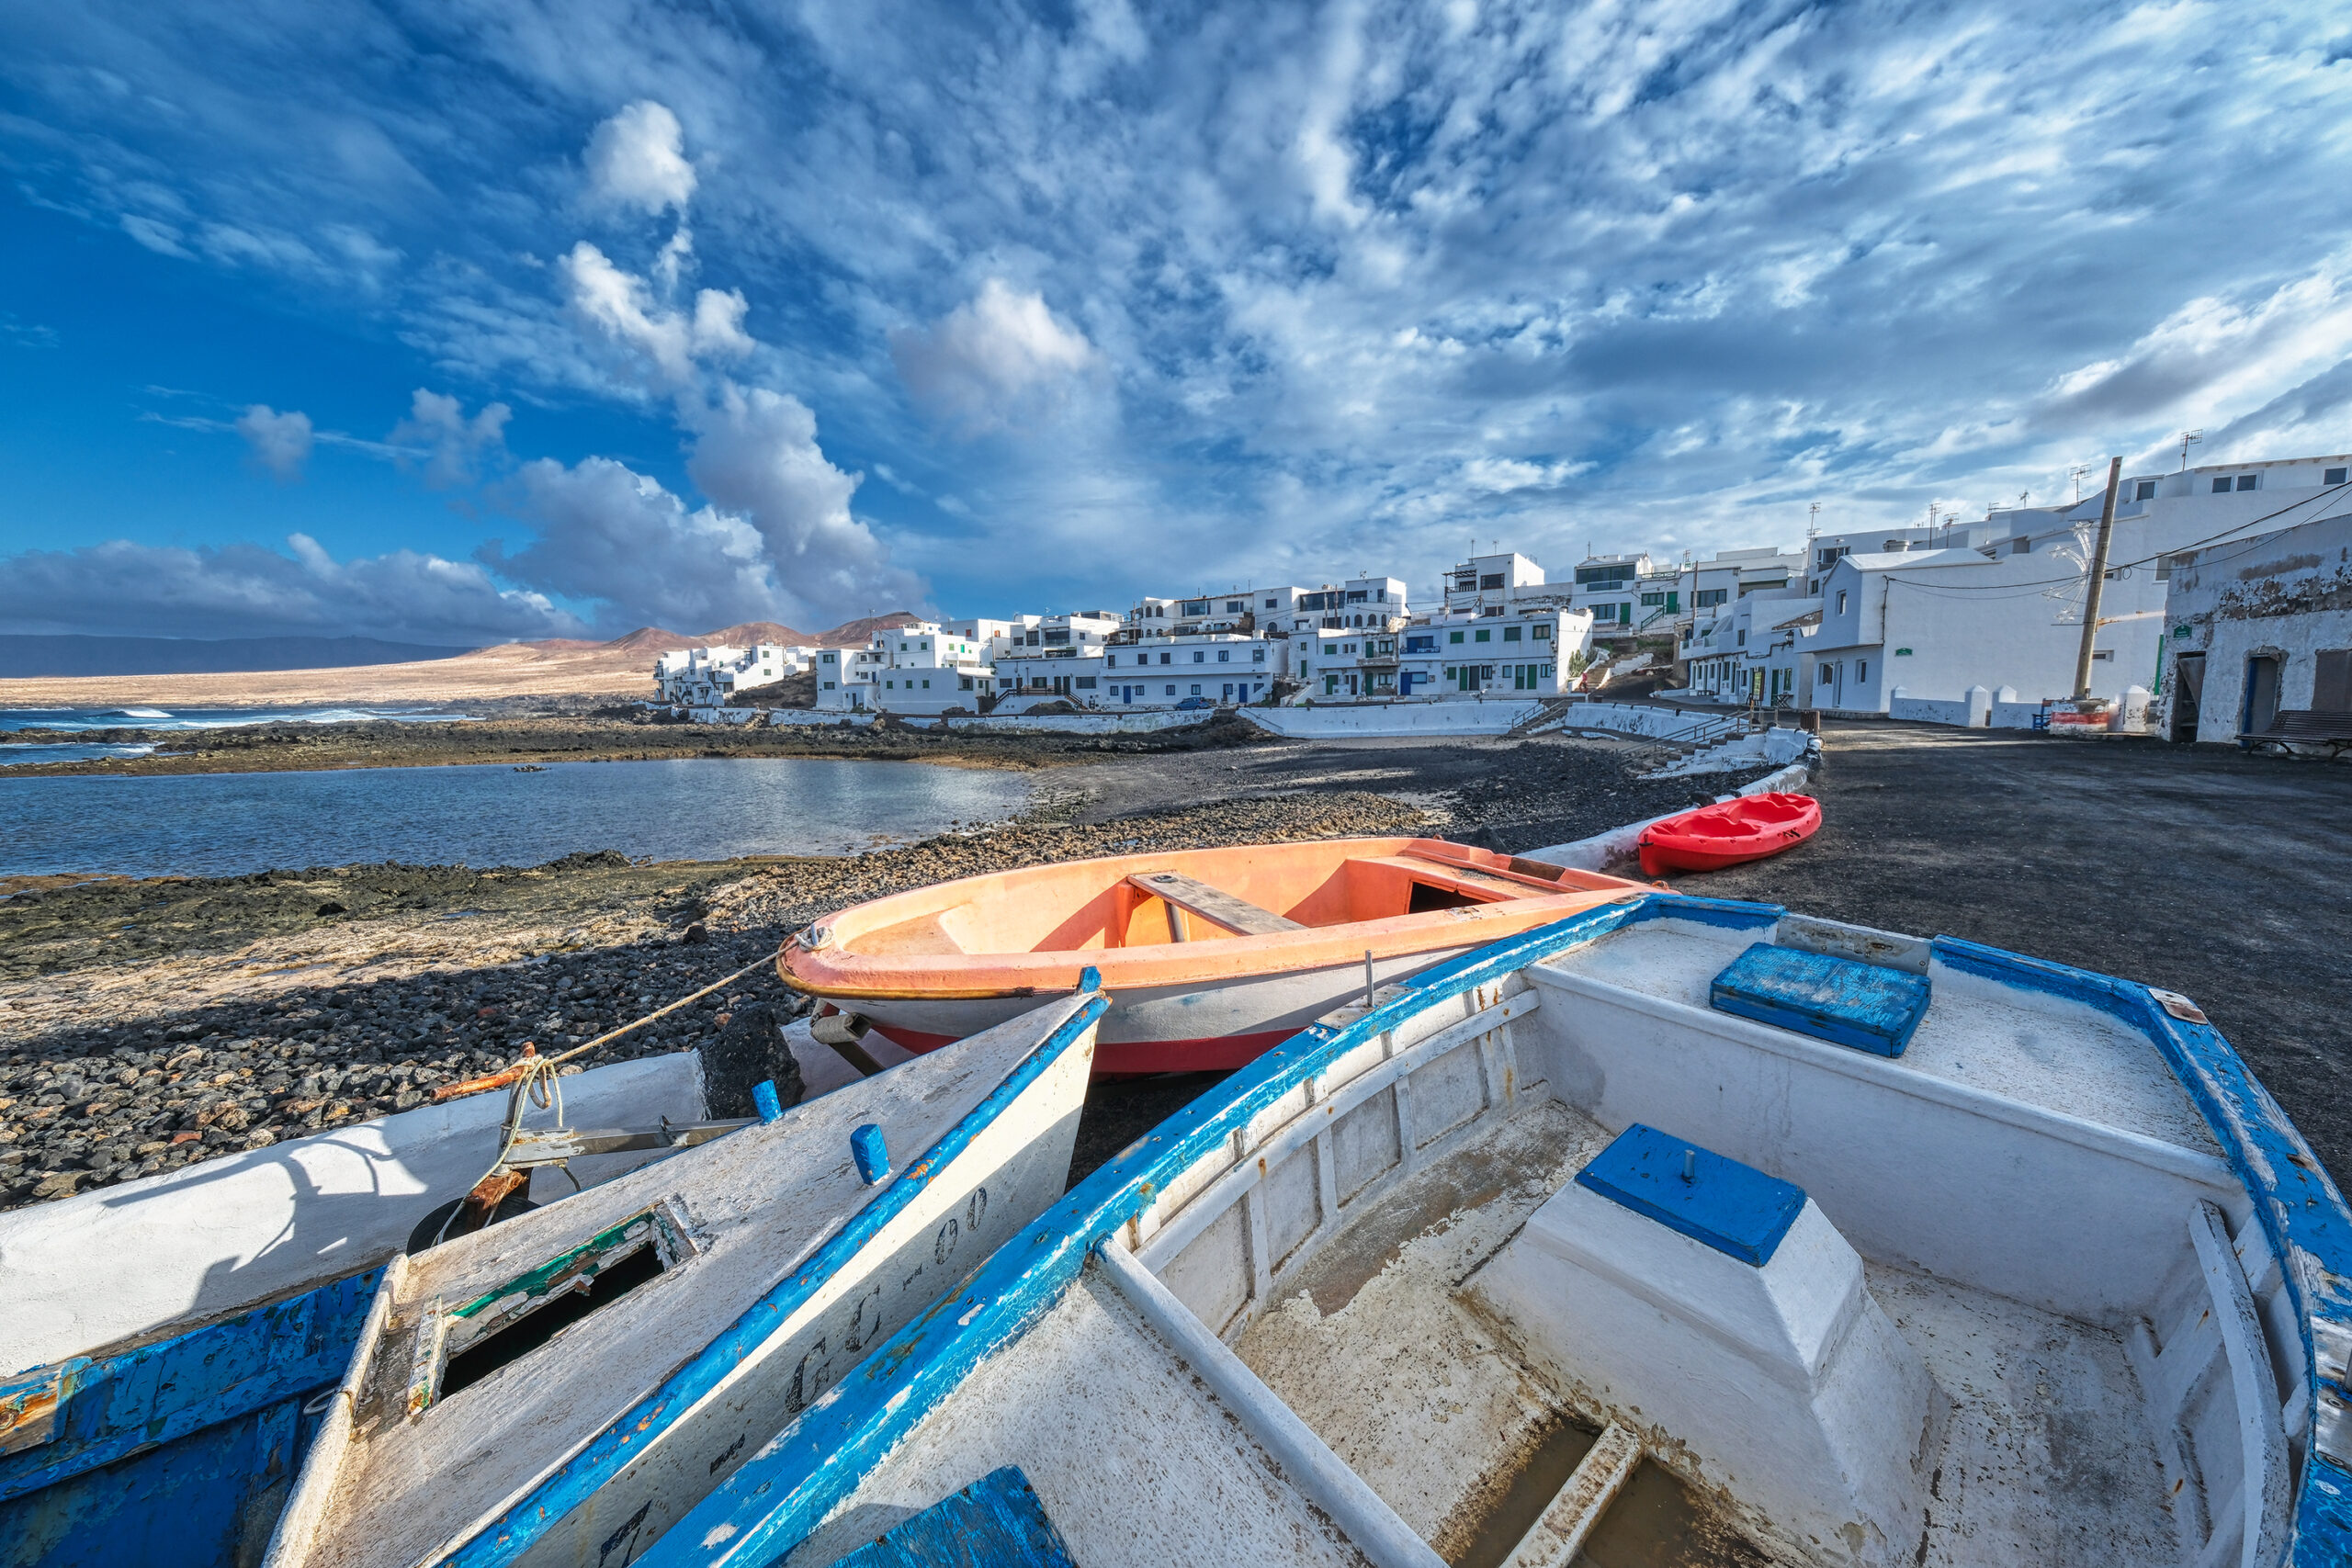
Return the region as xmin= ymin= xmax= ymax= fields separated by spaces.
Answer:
xmin=1102 ymin=633 xmax=1275 ymax=705
xmin=1794 ymin=454 xmax=2352 ymax=720
xmin=1391 ymin=606 xmax=1593 ymax=697
xmin=1564 ymin=554 xmax=1650 ymax=637
xmin=652 ymin=643 xmax=796 ymax=707
xmin=2156 ymin=500 xmax=2352 ymax=743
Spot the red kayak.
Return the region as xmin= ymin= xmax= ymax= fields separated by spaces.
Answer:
xmin=1638 ymin=791 xmax=1821 ymax=875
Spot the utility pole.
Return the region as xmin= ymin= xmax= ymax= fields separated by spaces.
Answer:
xmin=2073 ymin=457 xmax=2122 ymax=700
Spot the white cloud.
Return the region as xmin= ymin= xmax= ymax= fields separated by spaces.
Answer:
xmin=891 ymin=280 xmax=1098 ymax=434
xmin=390 ymin=389 xmax=512 ymax=487
xmin=583 ymin=100 xmax=698 ymax=217
xmin=684 ymin=382 xmax=926 ymax=617
xmin=488 ymin=457 xmax=789 ymax=633
xmin=561 ymin=242 xmax=752 ymax=384
xmin=0 ymin=535 xmax=577 ymax=644
xmin=235 ymin=404 xmax=313 ymax=480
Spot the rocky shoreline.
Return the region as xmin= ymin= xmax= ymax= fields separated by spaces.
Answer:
xmin=0 ymin=734 xmax=1768 ymax=1213
xmin=0 ymin=707 xmax=1267 ymax=777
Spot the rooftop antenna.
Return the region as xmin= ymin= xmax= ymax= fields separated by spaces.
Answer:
xmin=2018 ymin=490 xmax=2030 ymax=507
xmin=2177 ymin=429 xmax=2202 ymax=471
xmin=1806 ymin=502 xmax=1820 ymax=543
xmin=2069 ymin=464 xmax=2092 ymax=503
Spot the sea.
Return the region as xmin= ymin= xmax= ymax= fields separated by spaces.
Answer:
xmin=0 ymin=757 xmax=1033 ymax=878
xmin=0 ymin=705 xmax=469 ymax=767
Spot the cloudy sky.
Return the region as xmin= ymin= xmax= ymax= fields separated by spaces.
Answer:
xmin=3 ymin=1 xmax=2349 ymax=645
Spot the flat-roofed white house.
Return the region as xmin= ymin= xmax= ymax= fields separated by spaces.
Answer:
xmin=2156 ymin=497 xmax=2352 ymax=743
xmin=652 ymin=643 xmax=796 ymax=707
xmin=1393 ymin=605 xmax=1594 ymax=697
xmin=1100 ymin=633 xmax=1275 ymax=706
xmin=1796 ymin=454 xmax=2352 ymax=721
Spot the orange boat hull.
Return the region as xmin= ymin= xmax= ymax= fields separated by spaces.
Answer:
xmin=779 ymin=838 xmax=1645 ymax=1075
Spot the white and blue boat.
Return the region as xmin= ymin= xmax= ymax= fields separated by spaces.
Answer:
xmin=0 ymin=1050 xmax=707 ymax=1568
xmin=629 ymin=895 xmax=2352 ymax=1568
xmin=0 ymin=987 xmax=1104 ymax=1568
xmin=261 ymin=990 xmax=1101 ymax=1568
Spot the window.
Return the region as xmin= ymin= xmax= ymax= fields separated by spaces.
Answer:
xmin=1182 ymin=600 xmax=1211 ymax=615
xmin=1252 ymin=646 xmax=1265 ymax=661
xmin=1474 ymin=628 xmax=1491 ymax=643
xmin=1736 ymin=631 xmax=1746 ymax=647
xmin=1592 ymin=604 xmax=1616 ymax=623
xmin=921 ymin=679 xmax=931 ymax=689
xmin=2315 ymin=650 xmax=2352 ymax=712
xmin=1503 ymin=626 xmax=1522 ymax=641
xmin=1693 ymin=588 xmax=1728 ymax=607
xmin=1217 ymin=649 xmax=1231 ymax=662
xmin=2136 ymin=479 xmax=2157 ymax=501
xmin=2011 ymin=536 xmax=2030 ymax=554
xmin=1819 ymin=665 xmax=1834 ymax=688
xmin=2328 ymin=468 xmax=2349 ymax=487
xmin=1479 ymin=572 xmax=1504 ymax=590
xmin=822 ymin=681 xmax=835 ymax=690
xmin=1265 ymin=597 xmax=1279 ymax=608
xmin=2238 ymin=474 xmax=2259 ymax=491
xmin=1226 ymin=600 xmax=1245 ymax=613
xmin=2211 ymin=477 xmax=2233 ymax=493
xmin=1449 ymin=630 xmax=1464 ymax=644
xmin=1641 ymin=592 xmax=1664 ymax=605
xmin=1164 ymin=684 xmax=1176 ymax=695
xmin=1159 ymin=652 xmax=1172 ymax=664
xmin=959 ymin=676 xmax=973 ymax=690
xmin=1076 ymin=676 xmax=1097 ymax=689
xmin=1531 ymin=623 xmax=1550 ymax=641
xmin=1324 ymin=642 xmax=1338 ymax=655
xmin=1816 ymin=546 xmax=1849 ymax=569
xmin=1190 ymin=683 xmax=1203 ymax=695
xmin=1343 ymin=643 xmax=1356 ymax=654
xmin=1837 ymin=591 xmax=1849 ymax=614
xmin=1192 ymin=650 xmax=1206 ymax=663
xmin=1857 ymin=660 xmax=1868 ymax=682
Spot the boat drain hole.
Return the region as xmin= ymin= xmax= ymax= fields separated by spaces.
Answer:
xmin=440 ymin=1242 xmax=666 ymax=1399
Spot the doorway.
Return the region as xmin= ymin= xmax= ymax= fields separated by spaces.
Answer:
xmin=2242 ymin=654 xmax=2281 ymax=739
xmin=2168 ymin=654 xmax=2204 ymax=742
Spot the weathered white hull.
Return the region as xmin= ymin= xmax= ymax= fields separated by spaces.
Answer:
xmin=643 ymin=900 xmax=2352 ymax=1568
xmin=265 ymin=992 xmax=1104 ymax=1568
xmin=854 ymin=947 xmax=1469 ymax=1075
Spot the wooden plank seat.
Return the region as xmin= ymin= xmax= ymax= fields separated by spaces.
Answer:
xmin=2238 ymin=709 xmax=2352 ymax=754
xmin=1126 ymin=871 xmax=1304 ymax=938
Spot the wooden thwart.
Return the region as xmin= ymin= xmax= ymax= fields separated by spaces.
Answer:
xmin=1128 ymin=871 xmax=1304 ymax=939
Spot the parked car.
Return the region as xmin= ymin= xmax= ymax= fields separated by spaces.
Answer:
xmin=1174 ymin=696 xmax=1214 ymax=710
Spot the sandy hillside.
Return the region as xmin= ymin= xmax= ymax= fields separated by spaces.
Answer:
xmin=0 ymin=614 xmax=923 ymax=708
xmin=0 ymin=640 xmax=656 ymax=707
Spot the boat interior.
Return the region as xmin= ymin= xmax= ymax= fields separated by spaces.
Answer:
xmin=783 ymin=903 xmax=2312 ymax=1568
xmin=828 ymin=838 xmax=1634 ymax=959
xmin=266 ymin=997 xmax=1098 ymax=1568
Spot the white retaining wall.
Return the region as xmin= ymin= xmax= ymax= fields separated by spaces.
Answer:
xmin=1535 ymin=701 xmax=1746 ymax=744
xmin=1241 ymin=700 xmax=1545 ymax=739
xmin=1644 ymin=726 xmax=1815 ymax=779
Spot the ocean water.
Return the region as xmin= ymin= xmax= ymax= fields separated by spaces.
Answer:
xmin=0 ymin=758 xmax=1032 ymax=878
xmin=0 ymin=705 xmax=475 ymax=768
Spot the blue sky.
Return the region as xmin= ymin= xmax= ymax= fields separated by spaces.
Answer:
xmin=3 ymin=0 xmax=2350 ymax=644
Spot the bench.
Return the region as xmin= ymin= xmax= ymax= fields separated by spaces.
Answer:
xmin=1127 ymin=872 xmax=1304 ymax=939
xmin=2238 ymin=709 xmax=2352 ymax=756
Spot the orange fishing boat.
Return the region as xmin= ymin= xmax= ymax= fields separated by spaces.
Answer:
xmin=775 ymin=837 xmax=1646 ymax=1075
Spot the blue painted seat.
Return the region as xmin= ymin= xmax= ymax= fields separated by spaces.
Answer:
xmin=831 ymin=1466 xmax=1078 ymax=1567
xmin=1708 ymin=942 xmax=1930 ymax=1057
xmin=1574 ymin=1122 xmax=1807 ymax=1267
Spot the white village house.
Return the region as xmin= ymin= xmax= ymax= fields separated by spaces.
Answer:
xmin=652 ymin=643 xmax=799 ymax=708
xmin=2156 ymin=491 xmax=2352 ymax=743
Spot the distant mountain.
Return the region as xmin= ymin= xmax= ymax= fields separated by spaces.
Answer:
xmin=811 ymin=611 xmax=924 ymax=646
xmin=0 ymin=634 xmax=477 ymax=678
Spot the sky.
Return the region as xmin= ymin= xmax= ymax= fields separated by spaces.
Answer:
xmin=3 ymin=1 xmax=2350 ymax=646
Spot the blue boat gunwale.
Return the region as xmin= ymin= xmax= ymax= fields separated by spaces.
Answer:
xmin=636 ymin=893 xmax=2352 ymax=1568
xmin=432 ymin=987 xmax=1110 ymax=1568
